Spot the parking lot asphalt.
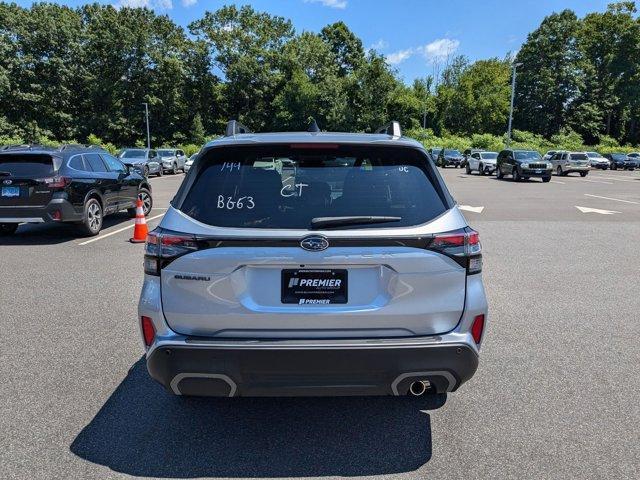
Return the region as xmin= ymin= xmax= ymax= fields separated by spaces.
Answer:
xmin=1 ymin=168 xmax=639 ymax=479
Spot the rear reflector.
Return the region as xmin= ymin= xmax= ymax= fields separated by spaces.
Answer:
xmin=141 ymin=316 xmax=155 ymax=347
xmin=471 ymin=314 xmax=485 ymax=344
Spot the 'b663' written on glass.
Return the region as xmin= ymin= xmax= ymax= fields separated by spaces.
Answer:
xmin=217 ymin=195 xmax=255 ymax=210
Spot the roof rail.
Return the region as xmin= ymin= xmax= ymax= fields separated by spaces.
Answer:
xmin=307 ymin=118 xmax=321 ymax=133
xmin=375 ymin=121 xmax=402 ymax=137
xmin=224 ymin=120 xmax=251 ymax=137
xmin=1 ymin=144 xmax=32 ymax=151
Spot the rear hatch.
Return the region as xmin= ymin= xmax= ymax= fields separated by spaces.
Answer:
xmin=0 ymin=153 xmax=61 ymax=208
xmin=152 ymin=143 xmax=474 ymax=339
xmin=570 ymin=153 xmax=589 ymax=167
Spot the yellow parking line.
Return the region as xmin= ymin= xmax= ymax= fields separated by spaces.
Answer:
xmin=78 ymin=213 xmax=164 ymax=245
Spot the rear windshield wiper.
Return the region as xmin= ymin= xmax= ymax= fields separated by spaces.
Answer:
xmin=310 ymin=216 xmax=402 ymax=229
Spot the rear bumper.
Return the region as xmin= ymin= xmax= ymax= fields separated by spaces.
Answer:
xmin=0 ymin=198 xmax=82 ymax=223
xmin=146 ymin=336 xmax=479 ymax=397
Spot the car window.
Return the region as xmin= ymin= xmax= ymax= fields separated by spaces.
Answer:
xmin=472 ymin=153 xmax=480 ymax=159
xmin=149 ymin=150 xmax=157 ymax=158
xmin=178 ymin=150 xmax=184 ymax=156
xmin=101 ymin=154 xmax=127 ymax=173
xmin=158 ymin=149 xmax=174 ymax=157
xmin=84 ymin=153 xmax=107 ymax=172
xmin=514 ymin=151 xmax=542 ymax=160
xmin=571 ymin=153 xmax=587 ymax=160
xmin=69 ymin=155 xmax=87 ymax=171
xmin=179 ymin=145 xmax=451 ymax=230
xmin=481 ymin=152 xmax=497 ymax=159
xmin=121 ymin=150 xmax=146 ymax=158
xmin=0 ymin=154 xmax=57 ymax=176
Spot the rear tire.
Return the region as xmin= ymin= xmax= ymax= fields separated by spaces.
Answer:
xmin=0 ymin=223 xmax=18 ymax=235
xmin=78 ymin=198 xmax=103 ymax=236
xmin=465 ymin=163 xmax=471 ymax=174
xmin=557 ymin=166 xmax=564 ymax=176
xmin=580 ymin=171 xmax=588 ymax=177
xmin=143 ymin=165 xmax=149 ymax=177
xmin=479 ymin=163 xmax=485 ymax=176
xmin=171 ymin=163 xmax=177 ymax=175
xmin=542 ymin=176 xmax=551 ymax=182
xmin=497 ymin=167 xmax=504 ymax=179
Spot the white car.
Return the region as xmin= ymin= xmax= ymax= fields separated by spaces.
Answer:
xmin=585 ymin=151 xmax=610 ymax=170
xmin=465 ymin=150 xmax=498 ymax=175
xmin=542 ymin=150 xmax=557 ymax=161
xmin=183 ymin=153 xmax=197 ymax=173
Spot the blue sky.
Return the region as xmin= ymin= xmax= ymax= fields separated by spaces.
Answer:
xmin=18 ymin=0 xmax=613 ymax=81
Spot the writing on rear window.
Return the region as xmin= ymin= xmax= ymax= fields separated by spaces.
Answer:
xmin=179 ymin=145 xmax=449 ymax=229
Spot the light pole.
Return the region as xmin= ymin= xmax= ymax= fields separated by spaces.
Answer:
xmin=506 ymin=62 xmax=522 ymax=148
xmin=142 ymin=102 xmax=150 ymax=149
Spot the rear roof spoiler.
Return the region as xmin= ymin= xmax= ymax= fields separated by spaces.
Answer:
xmin=375 ymin=121 xmax=402 ymax=137
xmin=224 ymin=120 xmax=252 ymax=137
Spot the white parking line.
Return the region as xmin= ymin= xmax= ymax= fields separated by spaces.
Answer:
xmin=78 ymin=213 xmax=165 ymax=245
xmin=582 ymin=179 xmax=613 ymax=184
xmin=584 ymin=194 xmax=640 ymax=205
xmin=593 ymin=175 xmax=636 ymax=183
xmin=550 ymin=180 xmax=565 ymax=184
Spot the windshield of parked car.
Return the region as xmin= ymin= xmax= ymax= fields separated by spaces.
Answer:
xmin=586 ymin=152 xmax=600 ymax=158
xmin=515 ymin=151 xmax=542 ymax=160
xmin=481 ymin=152 xmax=498 ymax=159
xmin=444 ymin=149 xmax=461 ymax=156
xmin=120 ymin=150 xmax=146 ymax=158
xmin=158 ymin=149 xmax=175 ymax=157
xmin=611 ymin=154 xmax=626 ymax=160
xmin=179 ymin=145 xmax=452 ymax=229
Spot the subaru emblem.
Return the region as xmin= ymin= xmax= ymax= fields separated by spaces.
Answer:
xmin=2 ymin=179 xmax=12 ymax=185
xmin=300 ymin=235 xmax=329 ymax=252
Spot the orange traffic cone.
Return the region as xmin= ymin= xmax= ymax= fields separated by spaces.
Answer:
xmin=130 ymin=196 xmax=148 ymax=243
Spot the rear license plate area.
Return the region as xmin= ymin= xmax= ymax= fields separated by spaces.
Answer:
xmin=281 ymin=269 xmax=348 ymax=304
xmin=1 ymin=186 xmax=20 ymax=197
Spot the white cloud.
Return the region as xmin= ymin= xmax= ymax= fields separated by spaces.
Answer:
xmin=304 ymin=0 xmax=348 ymax=10
xmin=386 ymin=48 xmax=413 ymax=65
xmin=369 ymin=39 xmax=388 ymax=51
xmin=116 ymin=0 xmax=149 ymax=7
xmin=417 ymin=38 xmax=460 ymax=63
xmin=115 ymin=0 xmax=172 ymax=9
xmin=182 ymin=0 xmax=197 ymax=6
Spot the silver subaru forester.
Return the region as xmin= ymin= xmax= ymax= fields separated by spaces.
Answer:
xmin=138 ymin=120 xmax=488 ymax=398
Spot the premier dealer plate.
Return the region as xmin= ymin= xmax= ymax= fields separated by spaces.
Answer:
xmin=281 ymin=269 xmax=348 ymax=304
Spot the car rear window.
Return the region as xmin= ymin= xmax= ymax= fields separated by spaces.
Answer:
xmin=0 ymin=154 xmax=58 ymax=177
xmin=571 ymin=153 xmax=588 ymax=160
xmin=178 ymin=145 xmax=452 ymax=229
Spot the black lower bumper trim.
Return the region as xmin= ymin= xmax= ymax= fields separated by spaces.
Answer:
xmin=146 ymin=342 xmax=479 ymax=397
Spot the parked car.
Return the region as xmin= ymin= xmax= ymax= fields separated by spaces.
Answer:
xmin=119 ymin=148 xmax=162 ymax=177
xmin=550 ymin=151 xmax=590 ymax=177
xmin=138 ymin=120 xmax=488 ymax=398
xmin=542 ymin=150 xmax=557 ymax=161
xmin=157 ymin=148 xmax=187 ymax=174
xmin=437 ymin=149 xmax=464 ymax=168
xmin=427 ymin=147 xmax=443 ymax=162
xmin=496 ymin=149 xmax=552 ymax=182
xmin=184 ymin=153 xmax=197 ymax=173
xmin=627 ymin=153 xmax=640 ymax=168
xmin=604 ymin=153 xmax=635 ymax=170
xmin=464 ymin=149 xmax=498 ymax=175
xmin=0 ymin=144 xmax=152 ymax=236
xmin=585 ymin=151 xmax=610 ymax=169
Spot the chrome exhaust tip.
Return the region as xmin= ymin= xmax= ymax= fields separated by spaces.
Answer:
xmin=409 ymin=380 xmax=430 ymax=396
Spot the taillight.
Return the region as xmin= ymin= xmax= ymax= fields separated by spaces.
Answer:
xmin=471 ymin=314 xmax=485 ymax=344
xmin=37 ymin=175 xmax=71 ymax=189
xmin=141 ymin=316 xmax=155 ymax=347
xmin=143 ymin=229 xmax=199 ymax=275
xmin=429 ymin=228 xmax=482 ymax=274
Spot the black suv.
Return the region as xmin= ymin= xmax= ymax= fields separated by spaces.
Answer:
xmin=496 ymin=149 xmax=552 ymax=182
xmin=0 ymin=144 xmax=152 ymax=236
xmin=604 ymin=153 xmax=634 ymax=170
xmin=437 ymin=149 xmax=464 ymax=168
